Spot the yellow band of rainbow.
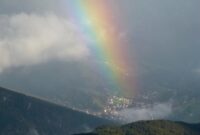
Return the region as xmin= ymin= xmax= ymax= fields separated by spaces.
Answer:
xmin=69 ymin=0 xmax=136 ymax=97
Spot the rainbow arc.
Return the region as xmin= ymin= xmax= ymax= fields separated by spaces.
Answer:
xmin=68 ymin=0 xmax=136 ymax=97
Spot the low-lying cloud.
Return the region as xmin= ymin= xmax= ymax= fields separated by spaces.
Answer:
xmin=0 ymin=13 xmax=89 ymax=72
xmin=119 ymin=103 xmax=172 ymax=123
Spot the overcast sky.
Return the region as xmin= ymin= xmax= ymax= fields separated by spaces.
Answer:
xmin=0 ymin=0 xmax=199 ymax=72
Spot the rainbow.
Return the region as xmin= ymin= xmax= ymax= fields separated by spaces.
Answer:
xmin=68 ymin=0 xmax=136 ymax=97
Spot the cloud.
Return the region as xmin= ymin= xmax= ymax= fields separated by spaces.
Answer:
xmin=0 ymin=13 xmax=89 ymax=72
xmin=193 ymin=68 xmax=200 ymax=74
xmin=28 ymin=127 xmax=39 ymax=135
xmin=119 ymin=103 xmax=172 ymax=123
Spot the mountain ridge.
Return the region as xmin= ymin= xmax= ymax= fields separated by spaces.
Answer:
xmin=0 ymin=86 xmax=113 ymax=135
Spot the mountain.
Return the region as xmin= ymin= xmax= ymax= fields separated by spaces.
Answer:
xmin=137 ymin=66 xmax=200 ymax=123
xmin=1 ymin=61 xmax=200 ymax=123
xmin=0 ymin=86 xmax=113 ymax=135
xmin=0 ymin=61 xmax=110 ymax=112
xmin=76 ymin=120 xmax=200 ymax=135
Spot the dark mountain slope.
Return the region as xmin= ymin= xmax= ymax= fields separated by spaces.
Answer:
xmin=0 ymin=87 xmax=113 ymax=135
xmin=76 ymin=120 xmax=200 ymax=135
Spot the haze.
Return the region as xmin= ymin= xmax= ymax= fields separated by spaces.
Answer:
xmin=0 ymin=0 xmax=199 ymax=123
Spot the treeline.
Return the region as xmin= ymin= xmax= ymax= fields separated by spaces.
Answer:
xmin=76 ymin=120 xmax=200 ymax=135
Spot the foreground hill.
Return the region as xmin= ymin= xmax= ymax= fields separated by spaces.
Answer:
xmin=0 ymin=87 xmax=113 ymax=135
xmin=76 ymin=120 xmax=200 ymax=135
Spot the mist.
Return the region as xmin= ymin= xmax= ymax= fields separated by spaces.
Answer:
xmin=119 ymin=103 xmax=172 ymax=123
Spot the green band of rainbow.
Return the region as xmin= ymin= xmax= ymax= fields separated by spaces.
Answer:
xmin=68 ymin=0 xmax=136 ymax=97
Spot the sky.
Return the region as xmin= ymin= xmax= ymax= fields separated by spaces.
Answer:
xmin=0 ymin=0 xmax=200 ymax=122
xmin=0 ymin=0 xmax=199 ymax=71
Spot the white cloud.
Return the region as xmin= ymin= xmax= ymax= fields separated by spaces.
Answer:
xmin=119 ymin=103 xmax=172 ymax=123
xmin=0 ymin=13 xmax=89 ymax=72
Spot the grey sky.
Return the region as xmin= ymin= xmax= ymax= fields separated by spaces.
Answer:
xmin=0 ymin=0 xmax=62 ymax=14
xmin=0 ymin=0 xmax=199 ymax=70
